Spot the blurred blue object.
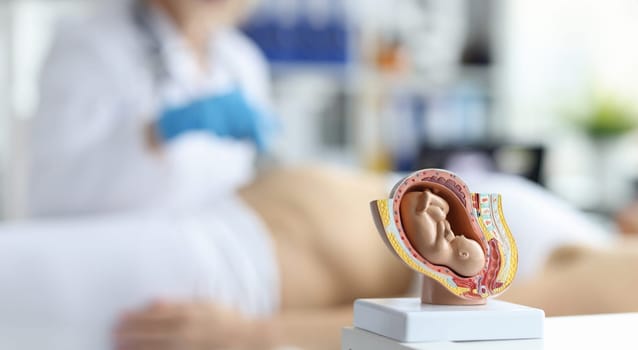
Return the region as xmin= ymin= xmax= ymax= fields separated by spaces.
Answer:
xmin=157 ymin=89 xmax=276 ymax=152
xmin=242 ymin=0 xmax=350 ymax=64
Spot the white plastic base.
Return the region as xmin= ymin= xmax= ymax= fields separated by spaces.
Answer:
xmin=353 ymin=298 xmax=544 ymax=343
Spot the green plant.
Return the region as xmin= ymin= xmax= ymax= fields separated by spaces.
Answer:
xmin=572 ymin=97 xmax=637 ymax=139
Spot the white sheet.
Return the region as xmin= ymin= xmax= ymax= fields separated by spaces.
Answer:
xmin=0 ymin=197 xmax=279 ymax=349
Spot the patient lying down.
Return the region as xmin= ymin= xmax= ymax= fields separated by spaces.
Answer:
xmin=0 ymin=167 xmax=636 ymax=350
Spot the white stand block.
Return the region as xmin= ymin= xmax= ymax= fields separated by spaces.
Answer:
xmin=353 ymin=298 xmax=544 ymax=343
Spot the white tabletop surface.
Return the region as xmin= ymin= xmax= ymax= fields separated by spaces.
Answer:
xmin=4 ymin=313 xmax=638 ymax=349
xmin=343 ymin=312 xmax=638 ymax=350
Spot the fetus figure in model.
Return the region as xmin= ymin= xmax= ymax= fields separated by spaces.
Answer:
xmin=400 ymin=189 xmax=485 ymax=278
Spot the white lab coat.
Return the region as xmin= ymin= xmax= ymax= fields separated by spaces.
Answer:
xmin=28 ymin=1 xmax=272 ymax=217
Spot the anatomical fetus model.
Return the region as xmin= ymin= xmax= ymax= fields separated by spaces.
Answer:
xmin=371 ymin=169 xmax=518 ymax=306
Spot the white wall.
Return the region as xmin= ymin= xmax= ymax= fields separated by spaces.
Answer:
xmin=0 ymin=2 xmax=13 ymax=219
xmin=500 ymin=0 xmax=638 ymax=140
xmin=499 ymin=0 xmax=638 ymax=208
xmin=0 ymin=0 xmax=94 ymax=219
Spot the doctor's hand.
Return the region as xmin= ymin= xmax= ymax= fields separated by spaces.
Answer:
xmin=114 ymin=300 xmax=274 ymax=350
xmin=154 ymin=90 xmax=276 ymax=152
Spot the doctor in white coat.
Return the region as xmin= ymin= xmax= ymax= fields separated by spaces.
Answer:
xmin=28 ymin=0 xmax=274 ymax=217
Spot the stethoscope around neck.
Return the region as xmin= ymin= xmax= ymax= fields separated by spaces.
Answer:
xmin=131 ymin=0 xmax=241 ymax=107
xmin=129 ymin=1 xmax=277 ymax=153
xmin=131 ymin=0 xmax=171 ymax=89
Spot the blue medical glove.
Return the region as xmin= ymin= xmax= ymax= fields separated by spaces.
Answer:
xmin=157 ymin=89 xmax=277 ymax=152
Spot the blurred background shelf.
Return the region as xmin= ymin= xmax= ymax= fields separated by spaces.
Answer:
xmin=1 ymin=0 xmax=638 ymax=219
